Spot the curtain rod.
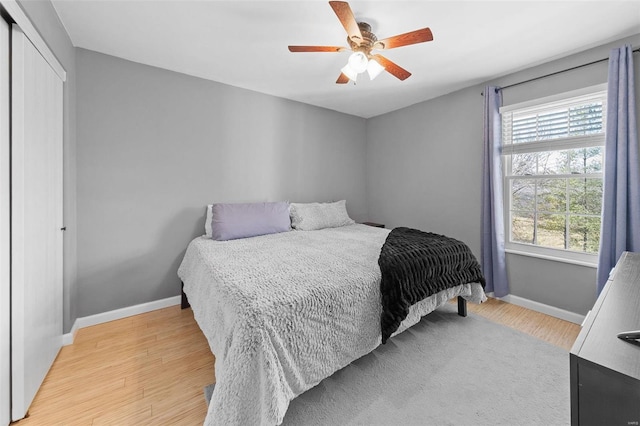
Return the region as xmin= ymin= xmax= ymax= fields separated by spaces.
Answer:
xmin=481 ymin=47 xmax=640 ymax=96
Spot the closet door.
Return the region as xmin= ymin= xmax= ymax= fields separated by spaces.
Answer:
xmin=10 ymin=25 xmax=64 ymax=420
xmin=0 ymin=17 xmax=10 ymax=426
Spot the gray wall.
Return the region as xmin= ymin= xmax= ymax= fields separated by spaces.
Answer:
xmin=17 ymin=0 xmax=77 ymax=332
xmin=75 ymin=49 xmax=367 ymax=317
xmin=366 ymin=84 xmax=484 ymax=251
xmin=366 ymin=34 xmax=640 ymax=316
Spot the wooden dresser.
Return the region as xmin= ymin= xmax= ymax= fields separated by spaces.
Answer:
xmin=570 ymin=251 xmax=640 ymax=426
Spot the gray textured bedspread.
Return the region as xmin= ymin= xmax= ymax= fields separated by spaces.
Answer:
xmin=178 ymin=224 xmax=486 ymax=425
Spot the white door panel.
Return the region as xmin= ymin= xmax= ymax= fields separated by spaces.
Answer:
xmin=1 ymin=16 xmax=11 ymax=426
xmin=10 ymin=25 xmax=64 ymax=421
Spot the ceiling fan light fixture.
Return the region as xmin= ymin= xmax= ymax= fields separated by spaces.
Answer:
xmin=366 ymin=58 xmax=385 ymax=80
xmin=347 ymin=51 xmax=368 ymax=73
xmin=341 ymin=64 xmax=358 ymax=82
xmin=287 ymin=2 xmax=433 ymax=84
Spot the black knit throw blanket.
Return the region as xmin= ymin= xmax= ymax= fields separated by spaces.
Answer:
xmin=379 ymin=227 xmax=486 ymax=344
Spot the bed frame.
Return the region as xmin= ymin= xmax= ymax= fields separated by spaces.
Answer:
xmin=181 ymin=281 xmax=190 ymax=309
xmin=181 ymin=281 xmax=468 ymax=316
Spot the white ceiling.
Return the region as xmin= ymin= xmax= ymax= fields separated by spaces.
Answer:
xmin=51 ymin=0 xmax=640 ymax=118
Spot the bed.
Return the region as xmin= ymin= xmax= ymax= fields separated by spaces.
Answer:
xmin=178 ymin=213 xmax=486 ymax=425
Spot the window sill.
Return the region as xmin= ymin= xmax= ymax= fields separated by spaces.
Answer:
xmin=505 ymin=248 xmax=598 ymax=268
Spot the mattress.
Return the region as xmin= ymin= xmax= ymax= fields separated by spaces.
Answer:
xmin=178 ymin=224 xmax=486 ymax=425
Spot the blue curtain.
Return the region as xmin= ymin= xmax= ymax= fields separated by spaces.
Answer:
xmin=597 ymin=45 xmax=640 ymax=294
xmin=481 ymin=86 xmax=509 ymax=297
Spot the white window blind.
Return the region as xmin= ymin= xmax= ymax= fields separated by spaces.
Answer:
xmin=502 ymin=90 xmax=607 ymax=155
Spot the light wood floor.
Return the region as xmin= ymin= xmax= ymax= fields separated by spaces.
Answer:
xmin=460 ymin=297 xmax=581 ymax=351
xmin=13 ymin=298 xmax=580 ymax=425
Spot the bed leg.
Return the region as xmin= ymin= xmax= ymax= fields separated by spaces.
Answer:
xmin=457 ymin=296 xmax=467 ymax=317
xmin=181 ymin=281 xmax=191 ymax=309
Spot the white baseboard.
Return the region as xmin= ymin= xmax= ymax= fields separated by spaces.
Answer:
xmin=487 ymin=292 xmax=585 ymax=325
xmin=61 ymin=292 xmax=585 ymax=345
xmin=61 ymin=320 xmax=79 ymax=346
xmin=62 ymin=296 xmax=181 ymax=346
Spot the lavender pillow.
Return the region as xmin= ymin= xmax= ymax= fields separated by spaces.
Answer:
xmin=211 ymin=202 xmax=291 ymax=241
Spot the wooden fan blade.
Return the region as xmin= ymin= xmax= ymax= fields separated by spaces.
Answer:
xmin=336 ymin=73 xmax=350 ymax=84
xmin=376 ymin=27 xmax=433 ymax=50
xmin=329 ymin=1 xmax=363 ymax=44
xmin=288 ymin=46 xmax=346 ymax=52
xmin=372 ymin=54 xmax=411 ymax=81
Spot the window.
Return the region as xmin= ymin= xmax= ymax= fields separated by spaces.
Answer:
xmin=500 ymin=85 xmax=607 ymax=264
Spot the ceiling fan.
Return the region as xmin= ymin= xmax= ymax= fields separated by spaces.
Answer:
xmin=288 ymin=1 xmax=433 ymax=84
